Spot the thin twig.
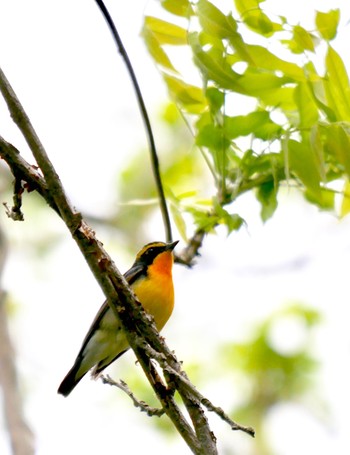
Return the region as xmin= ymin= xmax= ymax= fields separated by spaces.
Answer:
xmin=0 ymin=136 xmax=58 ymax=214
xmin=101 ymin=375 xmax=165 ymax=417
xmin=175 ymin=229 xmax=205 ymax=266
xmin=139 ymin=341 xmax=255 ymax=437
xmin=94 ymin=0 xmax=173 ymax=243
xmin=3 ymin=172 xmax=25 ymax=221
xmin=165 ymin=367 xmax=255 ymax=437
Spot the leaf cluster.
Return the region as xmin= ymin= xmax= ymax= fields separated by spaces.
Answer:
xmin=142 ymin=0 xmax=350 ymax=238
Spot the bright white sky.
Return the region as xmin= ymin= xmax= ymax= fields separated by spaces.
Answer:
xmin=1 ymin=1 xmax=350 ymax=454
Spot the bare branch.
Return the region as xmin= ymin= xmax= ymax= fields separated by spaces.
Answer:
xmin=94 ymin=0 xmax=173 ymax=243
xmin=140 ymin=340 xmax=255 ymax=437
xmin=175 ymin=229 xmax=205 ymax=267
xmin=101 ymin=375 xmax=165 ymax=417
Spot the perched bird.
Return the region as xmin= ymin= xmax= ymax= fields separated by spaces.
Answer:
xmin=57 ymin=240 xmax=178 ymax=397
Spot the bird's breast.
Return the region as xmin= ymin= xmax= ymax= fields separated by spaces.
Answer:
xmin=131 ymin=269 xmax=174 ymax=331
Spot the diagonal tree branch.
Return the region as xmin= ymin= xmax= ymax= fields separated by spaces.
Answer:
xmin=0 ymin=133 xmax=204 ymax=453
xmin=0 ymin=66 xmax=216 ymax=454
xmin=0 ymin=31 xmax=255 ymax=449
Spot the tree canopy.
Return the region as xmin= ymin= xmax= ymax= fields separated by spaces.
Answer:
xmin=139 ymin=1 xmax=350 ymax=245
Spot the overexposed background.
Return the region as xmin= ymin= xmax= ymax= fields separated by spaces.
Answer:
xmin=1 ymin=1 xmax=350 ymax=454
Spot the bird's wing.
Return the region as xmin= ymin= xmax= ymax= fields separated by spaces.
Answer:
xmin=75 ymin=262 xmax=146 ymax=357
xmin=124 ymin=262 xmax=146 ymax=285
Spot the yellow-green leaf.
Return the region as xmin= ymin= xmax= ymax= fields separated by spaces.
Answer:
xmin=315 ymin=9 xmax=340 ymax=41
xmin=189 ymin=32 xmax=246 ymax=92
xmin=288 ymin=139 xmax=321 ymax=197
xmin=163 ymin=74 xmax=207 ymax=113
xmin=294 ymin=82 xmax=319 ymax=130
xmin=142 ymin=25 xmax=177 ymax=71
xmin=322 ymin=123 xmax=350 ymax=177
xmin=144 ymin=17 xmax=188 ymax=45
xmin=234 ymin=0 xmax=282 ymax=36
xmin=292 ymin=25 xmax=316 ymax=53
xmin=340 ymin=179 xmax=350 ymax=217
xmin=161 ymin=0 xmax=194 ymax=17
xmin=225 ymin=111 xmax=282 ymax=140
xmin=244 ymin=45 xmax=305 ymax=81
xmin=170 ymin=203 xmax=188 ymax=241
xmin=256 ymin=180 xmax=278 ymax=222
xmin=197 ymin=0 xmax=237 ymax=39
xmin=324 ymin=45 xmax=350 ymax=121
xmin=310 ymin=125 xmax=326 ymax=182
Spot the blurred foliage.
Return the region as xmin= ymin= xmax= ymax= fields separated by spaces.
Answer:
xmin=219 ymin=303 xmax=322 ymax=455
xmin=125 ymin=302 xmax=322 ymax=453
xmin=137 ymin=0 xmax=350 ymax=242
xmin=113 ymin=103 xmax=210 ymax=247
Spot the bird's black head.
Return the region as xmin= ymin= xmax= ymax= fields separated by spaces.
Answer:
xmin=135 ymin=240 xmax=178 ymax=266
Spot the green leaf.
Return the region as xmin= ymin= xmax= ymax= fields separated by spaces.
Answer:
xmin=169 ymin=203 xmax=188 ymax=241
xmin=213 ymin=199 xmax=245 ymax=233
xmin=259 ymin=87 xmax=296 ymax=110
xmin=324 ymin=45 xmax=350 ymax=121
xmin=235 ymin=0 xmax=265 ymax=8
xmin=287 ymin=139 xmax=321 ymax=197
xmin=225 ymin=111 xmax=282 ymax=140
xmin=231 ymin=68 xmax=296 ymax=108
xmin=239 ymin=69 xmax=292 ymax=93
xmin=234 ymin=0 xmax=282 ymax=36
xmin=315 ymin=9 xmax=340 ymax=41
xmin=340 ymin=179 xmax=350 ymax=217
xmin=307 ymin=79 xmax=336 ymax=122
xmin=197 ymin=0 xmax=238 ymax=38
xmin=304 ymin=188 xmax=334 ymax=210
xmin=189 ymin=32 xmax=246 ymax=92
xmin=225 ymin=213 xmax=245 ymax=233
xmin=256 ymin=180 xmax=278 ymax=222
xmin=163 ymin=74 xmax=207 ymax=113
xmin=241 ymin=151 xmax=284 ymax=180
xmin=322 ymin=123 xmax=350 ymax=177
xmin=160 ymin=0 xmax=194 ymax=17
xmin=142 ymin=23 xmax=177 ymax=71
xmin=292 ymin=25 xmax=316 ymax=53
xmin=186 ymin=207 xmax=218 ymax=232
xmin=143 ymin=17 xmax=188 ymax=45
xmin=206 ymin=87 xmax=225 ymax=114
xmin=196 ymin=123 xmax=230 ymax=152
xmin=243 ymin=45 xmax=305 ymax=81
xmin=234 ymin=0 xmax=265 ymax=12
xmin=294 ymin=82 xmax=319 ymax=130
xmin=310 ymin=125 xmax=326 ymax=182
xmin=228 ymin=32 xmax=258 ymax=65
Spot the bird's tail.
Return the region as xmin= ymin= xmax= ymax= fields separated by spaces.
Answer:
xmin=57 ymin=358 xmax=86 ymax=397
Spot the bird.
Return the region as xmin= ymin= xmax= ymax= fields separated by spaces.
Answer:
xmin=57 ymin=240 xmax=178 ymax=397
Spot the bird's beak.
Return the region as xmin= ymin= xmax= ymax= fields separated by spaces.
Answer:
xmin=165 ymin=240 xmax=179 ymax=251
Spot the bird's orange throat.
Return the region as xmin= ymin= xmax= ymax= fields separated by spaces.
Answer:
xmin=132 ymin=250 xmax=175 ymax=331
xmin=151 ymin=251 xmax=174 ymax=276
